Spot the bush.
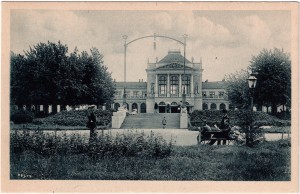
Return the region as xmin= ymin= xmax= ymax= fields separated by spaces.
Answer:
xmin=33 ymin=109 xmax=113 ymax=126
xmin=10 ymin=130 xmax=174 ymax=159
xmin=190 ymin=110 xmax=291 ymax=127
xmin=11 ymin=110 xmax=35 ymax=124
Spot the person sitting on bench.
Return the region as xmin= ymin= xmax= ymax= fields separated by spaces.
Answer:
xmin=197 ymin=120 xmax=211 ymax=143
xmin=209 ymin=109 xmax=231 ymax=145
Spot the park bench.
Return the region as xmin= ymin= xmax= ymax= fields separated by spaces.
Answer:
xmin=197 ymin=130 xmax=237 ymax=145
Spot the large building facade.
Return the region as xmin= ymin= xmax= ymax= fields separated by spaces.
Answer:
xmin=112 ymin=50 xmax=231 ymax=113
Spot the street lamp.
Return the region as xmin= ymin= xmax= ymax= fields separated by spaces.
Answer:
xmin=247 ymin=73 xmax=257 ymax=111
xmin=246 ymin=72 xmax=257 ymax=147
xmin=182 ymin=34 xmax=188 ymax=109
xmin=122 ymin=35 xmax=128 ymax=106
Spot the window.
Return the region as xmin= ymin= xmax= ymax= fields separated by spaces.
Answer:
xmin=182 ymin=75 xmax=191 ymax=94
xmin=142 ymin=91 xmax=147 ymax=98
xmin=202 ymin=91 xmax=207 ymax=97
xmin=202 ymin=103 xmax=208 ymax=110
xmin=170 ymin=75 xmax=179 ymax=96
xmin=210 ymin=103 xmax=217 ymax=110
xmin=159 ymin=75 xmax=167 ymax=96
xmin=209 ymin=91 xmax=215 ymax=98
xmin=133 ymin=91 xmax=139 ymax=97
xmin=219 ymin=91 xmax=224 ymax=98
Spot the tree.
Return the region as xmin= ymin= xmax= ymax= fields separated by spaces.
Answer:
xmin=10 ymin=41 xmax=115 ymax=113
xmin=249 ymin=48 xmax=291 ymax=114
xmin=225 ymin=70 xmax=251 ymax=109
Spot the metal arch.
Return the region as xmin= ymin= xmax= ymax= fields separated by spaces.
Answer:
xmin=126 ymin=35 xmax=185 ymax=46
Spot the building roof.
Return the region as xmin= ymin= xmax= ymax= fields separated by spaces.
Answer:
xmin=202 ymin=81 xmax=227 ymax=89
xmin=158 ymin=50 xmax=191 ymax=64
xmin=115 ymin=82 xmax=147 ymax=89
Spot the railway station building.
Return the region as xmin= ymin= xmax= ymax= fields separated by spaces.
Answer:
xmin=112 ymin=50 xmax=231 ymax=113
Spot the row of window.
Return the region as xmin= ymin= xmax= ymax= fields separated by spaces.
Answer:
xmin=114 ymin=102 xmax=147 ymax=113
xmin=202 ymin=91 xmax=225 ymax=98
xmin=202 ymin=103 xmax=235 ymax=110
xmin=158 ymin=74 xmax=193 ymax=96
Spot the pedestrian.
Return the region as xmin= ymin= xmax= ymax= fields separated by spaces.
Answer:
xmin=87 ymin=111 xmax=97 ymax=143
xmin=162 ymin=117 xmax=167 ymax=129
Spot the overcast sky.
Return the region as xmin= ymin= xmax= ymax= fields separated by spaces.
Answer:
xmin=11 ymin=10 xmax=291 ymax=82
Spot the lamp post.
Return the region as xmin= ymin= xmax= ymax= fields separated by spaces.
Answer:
xmin=121 ymin=33 xmax=187 ymax=112
xmin=247 ymin=73 xmax=257 ymax=111
xmin=246 ymin=73 xmax=257 ymax=147
xmin=122 ymin=35 xmax=128 ymax=106
xmin=182 ymin=34 xmax=188 ymax=109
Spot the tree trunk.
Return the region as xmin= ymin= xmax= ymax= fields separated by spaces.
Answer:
xmin=52 ymin=104 xmax=57 ymax=114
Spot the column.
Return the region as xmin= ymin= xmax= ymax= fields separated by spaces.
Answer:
xmin=129 ymin=103 xmax=132 ymax=112
xmin=216 ymin=103 xmax=220 ymax=110
xmin=208 ymin=102 xmax=211 ymax=110
xmin=179 ymin=74 xmax=182 ymax=96
xmin=137 ymin=103 xmax=141 ymax=113
xmin=167 ymin=74 xmax=170 ymax=97
xmin=155 ymin=74 xmax=158 ymax=97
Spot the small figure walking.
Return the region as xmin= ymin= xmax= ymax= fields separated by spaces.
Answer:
xmin=87 ymin=112 xmax=97 ymax=143
xmin=162 ymin=117 xmax=167 ymax=129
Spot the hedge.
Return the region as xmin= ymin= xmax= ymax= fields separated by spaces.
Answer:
xmin=33 ymin=109 xmax=112 ymax=126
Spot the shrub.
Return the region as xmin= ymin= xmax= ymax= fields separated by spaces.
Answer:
xmin=190 ymin=110 xmax=290 ymax=127
xmin=33 ymin=109 xmax=113 ymax=126
xmin=11 ymin=110 xmax=35 ymax=124
xmin=10 ymin=129 xmax=174 ymax=159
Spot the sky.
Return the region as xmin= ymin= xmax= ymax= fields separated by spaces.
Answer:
xmin=10 ymin=10 xmax=291 ymax=82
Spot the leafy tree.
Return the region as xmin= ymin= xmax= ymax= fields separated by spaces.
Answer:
xmin=225 ymin=70 xmax=251 ymax=109
xmin=249 ymin=48 xmax=291 ymax=114
xmin=10 ymin=41 xmax=115 ymax=113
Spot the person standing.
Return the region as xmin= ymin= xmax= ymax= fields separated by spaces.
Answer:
xmin=87 ymin=112 xmax=97 ymax=143
xmin=162 ymin=117 xmax=167 ymax=129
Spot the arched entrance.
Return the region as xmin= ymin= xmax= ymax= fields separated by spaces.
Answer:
xmin=132 ymin=103 xmax=138 ymax=112
xmin=210 ymin=103 xmax=217 ymax=110
xmin=220 ymin=103 xmax=226 ymax=110
xmin=159 ymin=102 xmax=166 ymax=113
xmin=141 ymin=103 xmax=146 ymax=113
xmin=202 ymin=103 xmax=208 ymax=110
xmin=171 ymin=102 xmax=178 ymax=113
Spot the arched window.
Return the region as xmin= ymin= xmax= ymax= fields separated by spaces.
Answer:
xmin=210 ymin=103 xmax=217 ymax=110
xmin=132 ymin=103 xmax=138 ymax=112
xmin=170 ymin=75 xmax=179 ymax=96
xmin=159 ymin=102 xmax=166 ymax=106
xmin=182 ymin=75 xmax=191 ymax=95
xmin=159 ymin=75 xmax=167 ymax=96
xmin=202 ymin=103 xmax=208 ymax=110
xmin=220 ymin=103 xmax=226 ymax=110
xmin=171 ymin=102 xmax=178 ymax=106
xmin=141 ymin=103 xmax=146 ymax=113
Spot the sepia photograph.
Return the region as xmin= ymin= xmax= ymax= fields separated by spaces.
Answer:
xmin=1 ymin=1 xmax=299 ymax=193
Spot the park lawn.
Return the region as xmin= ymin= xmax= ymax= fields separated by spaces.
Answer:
xmin=11 ymin=139 xmax=290 ymax=181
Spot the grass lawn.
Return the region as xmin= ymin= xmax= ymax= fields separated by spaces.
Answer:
xmin=11 ymin=139 xmax=290 ymax=181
